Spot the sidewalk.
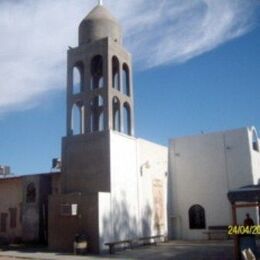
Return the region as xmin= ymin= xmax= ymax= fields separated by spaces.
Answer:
xmin=0 ymin=240 xmax=233 ymax=260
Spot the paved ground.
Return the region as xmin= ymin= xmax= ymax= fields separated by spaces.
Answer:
xmin=0 ymin=240 xmax=234 ymax=260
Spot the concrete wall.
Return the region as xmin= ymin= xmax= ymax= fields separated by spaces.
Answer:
xmin=61 ymin=132 xmax=110 ymax=194
xmin=0 ymin=177 xmax=23 ymax=242
xmin=168 ymin=127 xmax=260 ymax=240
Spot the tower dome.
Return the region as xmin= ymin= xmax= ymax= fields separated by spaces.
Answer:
xmin=79 ymin=5 xmax=122 ymax=45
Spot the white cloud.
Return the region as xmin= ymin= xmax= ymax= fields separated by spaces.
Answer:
xmin=0 ymin=0 xmax=258 ymax=112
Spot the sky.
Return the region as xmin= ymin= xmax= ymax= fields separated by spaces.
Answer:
xmin=0 ymin=0 xmax=259 ymax=174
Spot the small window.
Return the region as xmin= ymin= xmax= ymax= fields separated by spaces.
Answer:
xmin=26 ymin=183 xmax=36 ymax=203
xmin=189 ymin=205 xmax=206 ymax=229
xmin=60 ymin=204 xmax=78 ymax=216
xmin=9 ymin=208 xmax=17 ymax=228
xmin=0 ymin=213 xmax=8 ymax=232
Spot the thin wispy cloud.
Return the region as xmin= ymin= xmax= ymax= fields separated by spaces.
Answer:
xmin=0 ymin=0 xmax=258 ymax=113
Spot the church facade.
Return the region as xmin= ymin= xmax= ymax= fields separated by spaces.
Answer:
xmin=1 ymin=1 xmax=260 ymax=255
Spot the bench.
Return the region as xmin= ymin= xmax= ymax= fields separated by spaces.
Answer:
xmin=203 ymin=226 xmax=229 ymax=240
xmin=104 ymin=240 xmax=133 ymax=254
xmin=138 ymin=235 xmax=166 ymax=246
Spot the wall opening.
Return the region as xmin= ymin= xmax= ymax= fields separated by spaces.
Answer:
xmin=0 ymin=213 xmax=7 ymax=232
xmin=112 ymin=56 xmax=120 ymax=90
xmin=90 ymin=95 xmax=104 ymax=132
xmin=91 ymin=55 xmax=103 ymax=89
xmin=113 ymin=97 xmax=121 ymax=131
xmin=123 ymin=102 xmax=131 ymax=135
xmin=71 ymin=103 xmax=84 ymax=135
xmin=9 ymin=208 xmax=17 ymax=228
xmin=252 ymin=129 xmax=259 ymax=152
xmin=26 ymin=183 xmax=36 ymax=203
xmin=122 ymin=63 xmax=130 ymax=96
xmin=72 ymin=63 xmax=84 ymax=94
xmin=189 ymin=205 xmax=206 ymax=229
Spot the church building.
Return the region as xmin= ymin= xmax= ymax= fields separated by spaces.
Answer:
xmin=1 ymin=0 xmax=260 ymax=256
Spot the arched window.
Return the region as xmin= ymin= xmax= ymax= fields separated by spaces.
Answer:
xmin=72 ymin=63 xmax=83 ymax=94
xmin=252 ymin=129 xmax=259 ymax=152
xmin=122 ymin=63 xmax=130 ymax=96
xmin=26 ymin=183 xmax=36 ymax=203
xmin=113 ymin=97 xmax=121 ymax=131
xmin=112 ymin=56 xmax=120 ymax=90
xmin=91 ymin=55 xmax=103 ymax=89
xmin=189 ymin=205 xmax=206 ymax=229
xmin=90 ymin=95 xmax=104 ymax=132
xmin=71 ymin=103 xmax=84 ymax=135
xmin=123 ymin=103 xmax=131 ymax=135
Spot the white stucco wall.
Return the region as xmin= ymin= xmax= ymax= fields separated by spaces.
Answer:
xmin=109 ymin=131 xmax=140 ymax=240
xmin=99 ymin=131 xmax=168 ymax=248
xmin=137 ymin=139 xmax=168 ymax=237
xmin=168 ymin=127 xmax=260 ymax=240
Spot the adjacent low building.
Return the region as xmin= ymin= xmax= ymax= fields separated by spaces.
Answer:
xmin=168 ymin=127 xmax=260 ymax=240
xmin=0 ymin=172 xmax=61 ymax=243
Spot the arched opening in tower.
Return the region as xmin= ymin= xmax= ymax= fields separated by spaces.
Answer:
xmin=72 ymin=63 xmax=84 ymax=94
xmin=91 ymin=55 xmax=104 ymax=89
xmin=71 ymin=103 xmax=84 ymax=135
xmin=112 ymin=96 xmax=121 ymax=132
xmin=122 ymin=63 xmax=130 ymax=96
xmin=90 ymin=95 xmax=104 ymax=132
xmin=112 ymin=56 xmax=120 ymax=90
xmin=123 ymin=102 xmax=131 ymax=135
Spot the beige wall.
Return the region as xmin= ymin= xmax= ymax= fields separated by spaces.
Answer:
xmin=0 ymin=177 xmax=23 ymax=242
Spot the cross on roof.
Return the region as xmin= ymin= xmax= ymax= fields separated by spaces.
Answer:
xmin=98 ymin=0 xmax=103 ymax=5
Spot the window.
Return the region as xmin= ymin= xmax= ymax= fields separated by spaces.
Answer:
xmin=0 ymin=213 xmax=8 ymax=232
xmin=26 ymin=183 xmax=36 ymax=203
xmin=60 ymin=204 xmax=78 ymax=216
xmin=91 ymin=55 xmax=103 ymax=89
xmin=112 ymin=97 xmax=121 ymax=131
xmin=112 ymin=56 xmax=120 ymax=90
xmin=9 ymin=208 xmax=17 ymax=228
xmin=122 ymin=63 xmax=130 ymax=96
xmin=189 ymin=205 xmax=206 ymax=229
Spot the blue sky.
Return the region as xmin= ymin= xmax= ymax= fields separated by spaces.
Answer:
xmin=0 ymin=0 xmax=260 ymax=174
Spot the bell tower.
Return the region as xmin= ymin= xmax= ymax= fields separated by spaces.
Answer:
xmin=67 ymin=3 xmax=134 ymax=137
xmin=61 ymin=2 xmax=135 ymax=194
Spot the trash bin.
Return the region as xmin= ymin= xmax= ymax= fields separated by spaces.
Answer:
xmin=73 ymin=234 xmax=88 ymax=255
